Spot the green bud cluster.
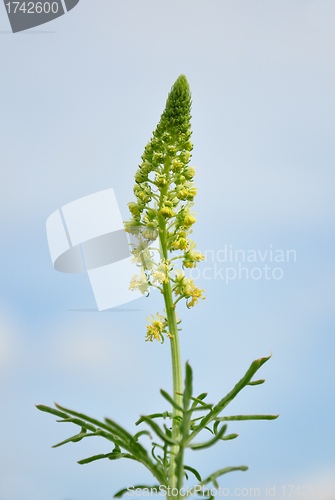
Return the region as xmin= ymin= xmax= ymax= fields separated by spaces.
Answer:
xmin=126 ymin=75 xmax=203 ymax=270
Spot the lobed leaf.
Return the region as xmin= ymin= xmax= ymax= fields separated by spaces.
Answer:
xmin=186 ymin=354 xmax=273 ymax=444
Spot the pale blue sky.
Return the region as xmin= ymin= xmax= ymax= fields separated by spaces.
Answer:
xmin=0 ymin=1 xmax=334 ymax=499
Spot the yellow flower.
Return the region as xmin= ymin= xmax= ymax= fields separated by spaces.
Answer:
xmin=171 ymin=237 xmax=189 ymax=251
xmin=182 ymin=242 xmax=205 ymax=268
xmin=184 ymin=215 xmax=197 ymax=227
xmin=187 ymin=284 xmax=206 ymax=308
xmin=145 ymin=313 xmax=166 ymax=342
xmin=151 ymin=262 xmax=170 ymax=284
xmin=142 ymin=226 xmax=158 ymax=241
xmin=152 ymin=271 xmax=167 ymax=284
xmin=177 ymin=189 xmax=189 ymax=201
xmin=129 ymin=269 xmax=149 ymax=295
xmin=173 ymin=270 xmax=205 ymax=307
xmin=158 ymin=206 xmax=175 ymax=219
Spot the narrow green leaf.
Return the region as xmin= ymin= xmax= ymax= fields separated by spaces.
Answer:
xmin=104 ymin=445 xmax=132 ymax=461
xmin=114 ymin=485 xmax=161 ymax=498
xmin=78 ymin=449 xmax=136 ymax=464
xmin=135 ymin=412 xmax=171 ymax=426
xmin=36 ymin=404 xmax=69 ymax=420
xmin=54 ymin=404 xmax=117 ymax=436
xmin=204 ymin=426 xmax=214 ymax=434
xmin=100 ymin=430 xmax=134 ymax=456
xmin=104 ymin=419 xmax=153 ymax=465
xmin=191 ymin=396 xmax=209 ymax=406
xmin=78 ymin=453 xmax=111 ymax=464
xmin=187 ymin=466 xmax=248 ymax=495
xmin=151 ymin=441 xmax=165 ymax=451
xmin=189 ymin=393 xmax=209 ymax=414
xmin=160 ymin=389 xmax=183 ymax=412
xmin=184 ymin=464 xmax=202 ymax=482
xmin=134 ymin=430 xmax=152 ymax=441
xmin=189 ymin=422 xmax=227 ymax=450
xmin=52 ymin=432 xmax=95 ymax=448
xmin=216 ymin=414 xmax=279 ymax=422
xmin=104 ymin=418 xmax=135 ymax=443
xmin=140 ymin=416 xmax=179 ymax=445
xmin=191 ymin=404 xmax=213 ymax=412
xmin=151 ymin=443 xmax=163 ymax=464
xmin=196 ymin=393 xmax=208 ymax=400
xmin=220 ymin=433 xmax=238 ymax=441
xmin=213 ymin=422 xmax=227 ymax=436
xmin=248 ymin=379 xmax=265 ymax=386
xmin=164 ymin=426 xmax=172 ymax=438
xmin=183 ymin=362 xmax=193 ymax=411
xmin=186 ymin=354 xmax=272 ymax=444
xmin=91 ymin=430 xmax=166 ymax=486
xmin=108 ymin=452 xmax=137 ymax=461
xmin=56 ymin=418 xmax=96 ymax=432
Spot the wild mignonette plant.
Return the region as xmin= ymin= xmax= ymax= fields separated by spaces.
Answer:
xmin=37 ymin=75 xmax=278 ymax=499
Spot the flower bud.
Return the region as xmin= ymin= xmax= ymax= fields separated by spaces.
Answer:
xmin=184 ymin=166 xmax=195 ymax=180
xmin=153 ymin=152 xmax=165 ymax=164
xmin=158 ymin=206 xmax=175 ymax=219
xmin=135 ymin=169 xmax=148 ymax=183
xmin=184 ymin=215 xmax=196 ymax=227
xmin=142 ymin=227 xmax=158 ymax=241
xmin=186 ymin=187 xmax=197 ymax=200
xmin=171 ymin=159 xmax=183 ymax=173
xmin=155 ymin=173 xmax=168 ymax=188
xmin=128 ymin=202 xmax=142 ymax=219
xmin=167 ymin=145 xmax=177 ymax=157
xmin=175 ymin=175 xmax=186 ymax=185
xmin=161 ymin=132 xmax=172 ymax=143
xmin=177 ymin=189 xmax=189 ymax=201
xmin=179 ymin=151 xmax=191 ymax=163
xmin=185 ymin=140 xmax=193 ymax=151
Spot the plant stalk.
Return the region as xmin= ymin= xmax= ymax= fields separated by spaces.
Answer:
xmin=159 ymin=217 xmax=183 ymax=495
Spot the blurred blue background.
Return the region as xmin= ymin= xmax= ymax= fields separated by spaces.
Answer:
xmin=0 ymin=1 xmax=334 ymax=499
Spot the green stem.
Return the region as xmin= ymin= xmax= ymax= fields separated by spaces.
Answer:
xmin=163 ymin=280 xmax=183 ymax=492
xmin=156 ymin=156 xmax=183 ymax=496
xmin=158 ymin=216 xmax=183 ymax=495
